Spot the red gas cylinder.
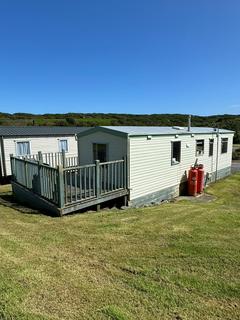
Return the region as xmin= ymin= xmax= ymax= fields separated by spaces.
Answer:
xmin=188 ymin=166 xmax=198 ymax=196
xmin=197 ymin=164 xmax=204 ymax=193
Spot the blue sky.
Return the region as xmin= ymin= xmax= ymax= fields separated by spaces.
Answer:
xmin=0 ymin=0 xmax=240 ymax=115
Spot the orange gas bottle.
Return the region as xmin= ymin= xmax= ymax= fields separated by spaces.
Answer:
xmin=188 ymin=166 xmax=198 ymax=196
xmin=197 ymin=164 xmax=204 ymax=193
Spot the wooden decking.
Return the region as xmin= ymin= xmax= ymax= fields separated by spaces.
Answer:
xmin=63 ymin=189 xmax=128 ymax=215
xmin=10 ymin=153 xmax=129 ymax=215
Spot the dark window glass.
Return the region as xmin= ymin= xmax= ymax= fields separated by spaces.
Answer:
xmin=196 ymin=140 xmax=204 ymax=156
xmin=93 ymin=143 xmax=107 ymax=162
xmin=221 ymin=138 xmax=228 ymax=154
xmin=209 ymin=139 xmax=214 ymax=156
xmin=172 ymin=141 xmax=181 ymax=164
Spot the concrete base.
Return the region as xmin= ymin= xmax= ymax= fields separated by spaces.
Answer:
xmin=206 ymin=166 xmax=232 ymax=184
xmin=129 ymin=184 xmax=179 ymax=207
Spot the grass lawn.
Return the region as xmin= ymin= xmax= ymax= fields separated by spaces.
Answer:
xmin=0 ymin=176 xmax=239 ymax=320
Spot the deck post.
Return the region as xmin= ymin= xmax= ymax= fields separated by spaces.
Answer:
xmin=62 ymin=150 xmax=66 ymax=168
xmin=124 ymin=156 xmax=128 ymax=189
xmin=10 ymin=154 xmax=15 ymax=181
xmin=38 ymin=151 xmax=43 ymax=164
xmin=37 ymin=152 xmax=43 ymax=195
xmin=95 ymin=160 xmax=100 ymax=198
xmin=57 ymin=165 xmax=65 ymax=209
xmin=123 ymin=195 xmax=128 ymax=207
xmin=24 ymin=158 xmax=28 ymax=187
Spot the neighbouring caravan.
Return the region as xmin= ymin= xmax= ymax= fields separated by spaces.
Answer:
xmin=0 ymin=126 xmax=87 ymax=180
xmin=77 ymin=126 xmax=234 ymax=206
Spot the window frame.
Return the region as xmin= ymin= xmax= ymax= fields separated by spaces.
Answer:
xmin=92 ymin=143 xmax=108 ymax=162
xmin=171 ymin=141 xmax=181 ymax=165
xmin=15 ymin=141 xmax=31 ymax=156
xmin=221 ymin=138 xmax=228 ymax=154
xmin=209 ymin=138 xmax=214 ymax=157
xmin=196 ymin=139 xmax=205 ymax=156
xmin=59 ymin=139 xmax=69 ymax=153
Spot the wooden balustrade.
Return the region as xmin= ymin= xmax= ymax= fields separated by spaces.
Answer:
xmin=18 ymin=151 xmax=78 ymax=168
xmin=10 ymin=155 xmax=127 ymax=210
xmin=10 ymin=155 xmax=59 ymax=205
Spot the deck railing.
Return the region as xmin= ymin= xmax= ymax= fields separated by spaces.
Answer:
xmin=99 ymin=160 xmax=126 ymax=195
xmin=63 ymin=159 xmax=126 ymax=205
xmin=10 ymin=155 xmax=127 ymax=209
xmin=18 ymin=151 xmax=78 ymax=168
xmin=10 ymin=156 xmax=59 ymax=205
xmin=63 ymin=164 xmax=96 ymax=204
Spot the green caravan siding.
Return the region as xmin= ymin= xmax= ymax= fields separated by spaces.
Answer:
xmin=77 ymin=131 xmax=128 ymax=165
xmin=129 ymin=133 xmax=234 ymax=201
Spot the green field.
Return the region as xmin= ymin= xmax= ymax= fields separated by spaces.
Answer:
xmin=0 ymin=175 xmax=239 ymax=320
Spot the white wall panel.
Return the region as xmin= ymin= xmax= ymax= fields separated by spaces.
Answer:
xmin=4 ymin=135 xmax=78 ymax=175
xmin=129 ymin=133 xmax=233 ymax=200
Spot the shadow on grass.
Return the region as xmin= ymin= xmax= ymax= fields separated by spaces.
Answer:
xmin=0 ymin=191 xmax=56 ymax=217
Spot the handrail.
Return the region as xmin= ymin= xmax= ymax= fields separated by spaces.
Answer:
xmin=63 ymin=164 xmax=96 ymax=171
xmin=99 ymin=159 xmax=124 ymax=165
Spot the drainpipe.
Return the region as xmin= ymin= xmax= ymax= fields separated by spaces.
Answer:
xmin=188 ymin=115 xmax=191 ymax=132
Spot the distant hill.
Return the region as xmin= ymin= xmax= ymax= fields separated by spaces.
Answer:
xmin=0 ymin=112 xmax=239 ymax=142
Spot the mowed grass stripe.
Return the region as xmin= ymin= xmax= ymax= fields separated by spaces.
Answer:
xmin=0 ymin=175 xmax=239 ymax=319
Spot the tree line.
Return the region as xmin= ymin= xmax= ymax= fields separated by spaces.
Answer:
xmin=0 ymin=112 xmax=239 ymax=143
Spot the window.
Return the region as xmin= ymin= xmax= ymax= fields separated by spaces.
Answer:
xmin=171 ymin=141 xmax=181 ymax=164
xmin=59 ymin=139 xmax=68 ymax=152
xmin=209 ymin=139 xmax=214 ymax=156
xmin=196 ymin=140 xmax=204 ymax=156
xmin=16 ymin=141 xmax=30 ymax=156
xmin=93 ymin=143 xmax=107 ymax=162
xmin=221 ymin=138 xmax=228 ymax=154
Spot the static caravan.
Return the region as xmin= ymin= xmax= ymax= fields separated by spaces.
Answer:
xmin=0 ymin=126 xmax=87 ymax=180
xmin=77 ymin=126 xmax=234 ymax=206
